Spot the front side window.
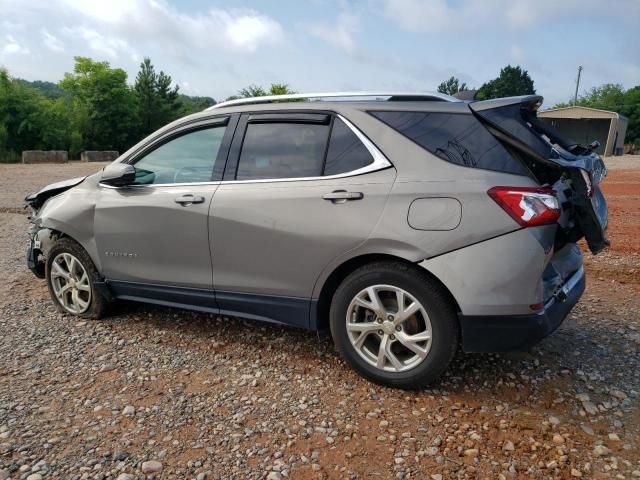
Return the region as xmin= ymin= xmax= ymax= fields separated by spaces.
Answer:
xmin=236 ymin=122 xmax=329 ymax=180
xmin=133 ymin=126 xmax=227 ymax=184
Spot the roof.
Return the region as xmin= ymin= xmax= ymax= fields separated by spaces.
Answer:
xmin=538 ymin=105 xmax=626 ymax=120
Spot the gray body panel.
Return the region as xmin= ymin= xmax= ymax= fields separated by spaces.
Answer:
xmin=94 ymin=183 xmax=218 ymax=289
xmin=421 ymin=227 xmax=555 ymax=316
xmin=210 ymin=168 xmax=395 ymax=298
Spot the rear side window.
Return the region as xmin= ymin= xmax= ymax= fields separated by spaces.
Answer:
xmin=235 ymin=116 xmax=376 ymax=180
xmin=236 ymin=122 xmax=329 ymax=180
xmin=324 ymin=118 xmax=374 ymax=175
xmin=370 ymin=111 xmax=528 ymax=176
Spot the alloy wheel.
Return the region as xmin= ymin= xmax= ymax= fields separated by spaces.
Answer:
xmin=346 ymin=284 xmax=432 ymax=372
xmin=50 ymin=252 xmax=91 ymax=314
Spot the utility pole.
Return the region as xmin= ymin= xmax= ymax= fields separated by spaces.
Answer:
xmin=573 ymin=65 xmax=583 ymax=106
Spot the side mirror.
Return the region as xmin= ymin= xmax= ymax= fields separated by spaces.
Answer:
xmin=100 ymin=163 xmax=136 ymax=187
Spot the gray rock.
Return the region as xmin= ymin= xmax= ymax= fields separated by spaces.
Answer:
xmin=141 ymin=460 xmax=163 ymax=474
xmin=593 ymin=445 xmax=610 ymax=457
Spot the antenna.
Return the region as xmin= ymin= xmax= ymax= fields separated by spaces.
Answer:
xmin=573 ymin=66 xmax=583 ymax=106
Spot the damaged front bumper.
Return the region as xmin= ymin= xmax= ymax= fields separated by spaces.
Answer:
xmin=26 ymin=224 xmax=58 ymax=279
xmin=459 ymin=266 xmax=585 ymax=352
xmin=26 ymin=233 xmax=45 ymax=278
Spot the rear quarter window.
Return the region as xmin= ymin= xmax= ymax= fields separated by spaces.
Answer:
xmin=369 ymin=111 xmax=529 ymax=176
xmin=324 ymin=118 xmax=374 ymax=176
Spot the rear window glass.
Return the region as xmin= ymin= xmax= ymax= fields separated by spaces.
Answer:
xmin=236 ymin=122 xmax=329 ymax=180
xmin=324 ymin=118 xmax=374 ymax=175
xmin=369 ymin=111 xmax=528 ymax=176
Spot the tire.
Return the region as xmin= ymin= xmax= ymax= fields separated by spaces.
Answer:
xmin=46 ymin=237 xmax=109 ymax=319
xmin=330 ymin=261 xmax=459 ymax=389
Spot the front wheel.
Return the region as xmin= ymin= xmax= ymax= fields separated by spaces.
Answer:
xmin=46 ymin=238 xmax=109 ymax=319
xmin=330 ymin=262 xmax=459 ymax=389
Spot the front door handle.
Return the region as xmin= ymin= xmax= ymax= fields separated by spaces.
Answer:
xmin=174 ymin=194 xmax=205 ymax=206
xmin=322 ymin=190 xmax=364 ymax=203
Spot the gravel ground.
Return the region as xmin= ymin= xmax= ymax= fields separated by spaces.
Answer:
xmin=0 ymin=162 xmax=108 ymax=213
xmin=0 ymin=161 xmax=639 ymax=480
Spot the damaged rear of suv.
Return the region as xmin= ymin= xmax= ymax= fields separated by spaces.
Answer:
xmin=24 ymin=92 xmax=608 ymax=388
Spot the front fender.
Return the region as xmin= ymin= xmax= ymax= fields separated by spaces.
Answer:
xmin=31 ymin=183 xmax=101 ymax=272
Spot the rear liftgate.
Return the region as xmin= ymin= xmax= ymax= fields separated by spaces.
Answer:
xmin=470 ymin=95 xmax=609 ymax=255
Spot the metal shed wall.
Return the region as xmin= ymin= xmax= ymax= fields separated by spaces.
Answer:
xmin=538 ymin=106 xmax=627 ymax=156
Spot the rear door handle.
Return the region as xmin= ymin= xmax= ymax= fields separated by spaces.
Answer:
xmin=174 ymin=194 xmax=205 ymax=206
xmin=322 ymin=190 xmax=364 ymax=203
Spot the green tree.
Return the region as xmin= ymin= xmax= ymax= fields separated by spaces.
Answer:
xmin=0 ymin=68 xmax=71 ymax=162
xmin=476 ymin=65 xmax=536 ymax=100
xmin=237 ymin=85 xmax=267 ymax=98
xmin=621 ymin=86 xmax=640 ymax=145
xmin=15 ymin=79 xmax=66 ymax=99
xmin=134 ymin=58 xmax=182 ymax=136
xmin=268 ymin=83 xmax=296 ymax=95
xmin=178 ymin=94 xmax=216 ymax=116
xmin=437 ymin=76 xmax=468 ymax=95
xmin=229 ymin=83 xmax=296 ymax=101
xmin=60 ymin=56 xmax=138 ymax=156
xmin=134 ymin=58 xmax=158 ymax=134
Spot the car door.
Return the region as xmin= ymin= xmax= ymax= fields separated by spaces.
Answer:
xmin=209 ymin=112 xmax=396 ymax=326
xmin=94 ymin=115 xmax=235 ymax=290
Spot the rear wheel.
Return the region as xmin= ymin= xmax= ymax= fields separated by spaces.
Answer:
xmin=46 ymin=238 xmax=109 ymax=319
xmin=330 ymin=262 xmax=458 ymax=388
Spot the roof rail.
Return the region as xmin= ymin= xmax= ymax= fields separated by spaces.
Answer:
xmin=205 ymin=91 xmax=459 ymax=110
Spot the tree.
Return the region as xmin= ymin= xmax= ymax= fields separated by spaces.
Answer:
xmin=229 ymin=83 xmax=296 ymax=101
xmin=15 ymin=79 xmax=66 ymax=99
xmin=60 ymin=56 xmax=138 ymax=156
xmin=0 ymin=68 xmax=72 ymax=162
xmin=437 ymin=76 xmax=468 ymax=95
xmin=237 ymin=85 xmax=267 ymax=98
xmin=134 ymin=58 xmax=157 ymax=134
xmin=268 ymin=83 xmax=296 ymax=95
xmin=621 ymin=86 xmax=640 ymax=145
xmin=178 ymin=94 xmax=216 ymax=116
xmin=134 ymin=58 xmax=181 ymax=136
xmin=476 ymin=65 xmax=536 ymax=100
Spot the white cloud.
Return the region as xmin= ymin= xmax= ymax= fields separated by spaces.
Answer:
xmin=75 ymin=27 xmax=134 ymax=59
xmin=222 ymin=13 xmax=283 ymax=53
xmin=1 ymin=34 xmax=29 ymax=55
xmin=57 ymin=0 xmax=143 ymax=24
xmin=308 ymin=13 xmax=359 ymax=54
xmin=58 ymin=0 xmax=283 ymax=55
xmin=381 ymin=0 xmax=455 ymax=33
xmin=381 ymin=0 xmax=640 ymax=33
xmin=41 ymin=29 xmax=65 ymax=53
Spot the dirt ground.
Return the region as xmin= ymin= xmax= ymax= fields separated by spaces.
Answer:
xmin=0 ymin=157 xmax=638 ymax=479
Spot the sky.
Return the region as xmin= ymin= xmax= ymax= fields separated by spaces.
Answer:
xmin=0 ymin=0 xmax=639 ymax=107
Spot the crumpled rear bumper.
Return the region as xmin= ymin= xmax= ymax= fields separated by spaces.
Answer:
xmin=459 ymin=266 xmax=585 ymax=352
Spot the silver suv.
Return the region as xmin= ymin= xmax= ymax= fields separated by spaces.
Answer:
xmin=26 ymin=92 xmax=608 ymax=388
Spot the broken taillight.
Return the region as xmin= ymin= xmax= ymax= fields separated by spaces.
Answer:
xmin=488 ymin=186 xmax=560 ymax=227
